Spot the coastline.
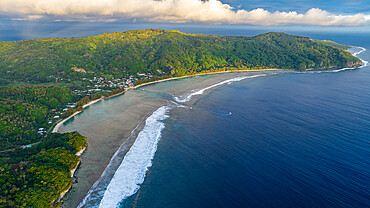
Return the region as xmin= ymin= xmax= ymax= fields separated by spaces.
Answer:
xmin=52 ymin=69 xmax=277 ymax=134
xmin=133 ymin=69 xmax=278 ymax=88
xmin=53 ymin=70 xmax=277 ymax=205
xmin=52 ymin=55 xmax=365 ymax=134
xmin=58 ymin=51 xmax=366 ymax=207
xmin=58 ymin=69 xmax=280 ymax=207
xmin=58 ymin=146 xmax=87 ymax=204
xmin=52 ymin=93 xmax=122 ymax=133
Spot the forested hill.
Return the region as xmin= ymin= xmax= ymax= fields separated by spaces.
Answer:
xmin=0 ymin=29 xmax=361 ymax=85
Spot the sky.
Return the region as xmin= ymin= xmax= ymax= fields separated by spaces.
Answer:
xmin=0 ymin=0 xmax=369 ymax=26
xmin=222 ymin=0 xmax=370 ymax=14
xmin=0 ymin=0 xmax=369 ymax=41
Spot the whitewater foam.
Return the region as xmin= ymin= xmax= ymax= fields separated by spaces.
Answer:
xmin=77 ymin=106 xmax=163 ymax=208
xmin=97 ymin=106 xmax=170 ymax=208
xmin=174 ymin=47 xmax=366 ymax=101
xmin=353 ymin=47 xmax=366 ymax=57
xmin=174 ymin=74 xmax=269 ymax=103
xmin=79 ymin=46 xmax=367 ymax=208
xmin=352 ymin=46 xmax=368 ymax=68
xmin=297 ymin=46 xmax=368 ymax=74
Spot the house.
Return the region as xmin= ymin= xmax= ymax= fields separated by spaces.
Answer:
xmin=22 ymin=145 xmax=32 ymax=149
xmin=54 ymin=116 xmax=60 ymax=119
xmin=71 ymin=67 xmax=86 ymax=73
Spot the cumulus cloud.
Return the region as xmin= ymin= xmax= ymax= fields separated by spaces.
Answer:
xmin=0 ymin=0 xmax=369 ymax=26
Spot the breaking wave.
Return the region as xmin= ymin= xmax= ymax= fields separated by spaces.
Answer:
xmin=97 ymin=106 xmax=171 ymax=208
xmin=79 ymin=46 xmax=367 ymax=208
xmin=353 ymin=47 xmax=368 ymax=68
xmin=298 ymin=46 xmax=367 ymax=74
xmin=353 ymin=46 xmax=366 ymax=57
xmin=174 ymin=74 xmax=269 ymax=103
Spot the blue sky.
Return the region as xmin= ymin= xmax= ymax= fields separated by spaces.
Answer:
xmin=0 ymin=0 xmax=369 ymax=41
xmin=223 ymin=0 xmax=369 ymax=14
xmin=0 ymin=0 xmax=369 ymax=27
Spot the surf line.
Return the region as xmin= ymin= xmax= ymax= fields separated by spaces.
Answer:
xmin=295 ymin=46 xmax=368 ymax=74
xmin=174 ymin=73 xmax=271 ymax=103
xmin=77 ymin=108 xmax=156 ymax=208
xmin=97 ymin=105 xmax=171 ymax=208
xmin=352 ymin=46 xmax=368 ymax=67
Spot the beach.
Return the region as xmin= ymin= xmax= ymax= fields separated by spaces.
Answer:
xmin=54 ymin=45 xmax=369 ymax=207
xmin=52 ymin=69 xmax=275 ymax=134
xmin=57 ymin=70 xmax=280 ymax=207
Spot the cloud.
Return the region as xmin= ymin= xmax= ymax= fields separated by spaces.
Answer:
xmin=0 ymin=0 xmax=369 ymax=26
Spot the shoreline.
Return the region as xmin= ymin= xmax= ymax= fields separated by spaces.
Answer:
xmin=133 ymin=69 xmax=279 ymax=88
xmin=52 ymin=94 xmax=118 ymax=133
xmin=59 ymin=70 xmax=278 ymax=207
xmin=56 ymin=70 xmax=273 ymax=205
xmin=52 ymin=55 xmax=365 ymax=134
xmin=52 ymin=69 xmax=278 ymax=133
xmin=58 ymin=52 xmax=366 ymax=207
xmin=58 ymin=146 xmax=87 ymax=204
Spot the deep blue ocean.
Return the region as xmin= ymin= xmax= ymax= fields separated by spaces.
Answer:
xmin=120 ymin=32 xmax=369 ymax=208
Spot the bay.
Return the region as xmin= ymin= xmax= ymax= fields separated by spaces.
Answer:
xmin=53 ymin=28 xmax=370 ymax=208
xmin=122 ymin=34 xmax=370 ymax=208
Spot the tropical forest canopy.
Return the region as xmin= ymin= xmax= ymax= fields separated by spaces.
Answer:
xmin=0 ymin=29 xmax=361 ymax=85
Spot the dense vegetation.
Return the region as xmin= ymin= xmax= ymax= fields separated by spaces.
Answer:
xmin=0 ymin=86 xmax=80 ymax=150
xmin=0 ymin=29 xmax=361 ymax=85
xmin=0 ymin=86 xmax=87 ymax=207
xmin=317 ymin=40 xmax=351 ymax=50
xmin=0 ymin=132 xmax=87 ymax=207
xmin=0 ymin=85 xmax=115 ymax=207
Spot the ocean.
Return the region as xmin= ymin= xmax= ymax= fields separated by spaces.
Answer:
xmin=42 ymin=27 xmax=369 ymax=208
xmin=120 ymin=46 xmax=369 ymax=207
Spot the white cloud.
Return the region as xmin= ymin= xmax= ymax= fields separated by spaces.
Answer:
xmin=0 ymin=0 xmax=369 ymax=26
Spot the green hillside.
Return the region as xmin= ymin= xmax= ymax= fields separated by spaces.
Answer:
xmin=0 ymin=29 xmax=361 ymax=85
xmin=0 ymin=86 xmax=79 ymax=150
xmin=0 ymin=132 xmax=87 ymax=208
xmin=317 ymin=40 xmax=351 ymax=50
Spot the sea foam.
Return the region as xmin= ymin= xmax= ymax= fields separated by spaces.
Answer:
xmin=77 ymin=111 xmax=151 ymax=208
xmin=353 ymin=46 xmax=366 ymax=57
xmin=98 ymin=106 xmax=170 ymax=208
xmin=297 ymin=46 xmax=368 ymax=74
xmin=83 ymin=46 xmax=368 ymax=207
xmin=174 ymin=74 xmax=269 ymax=103
xmin=353 ymin=47 xmax=368 ymax=68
